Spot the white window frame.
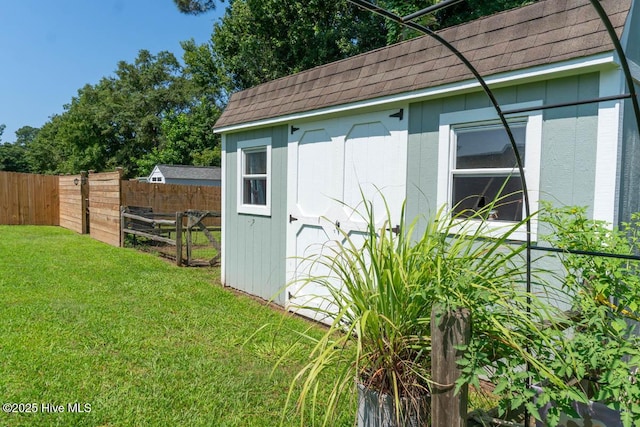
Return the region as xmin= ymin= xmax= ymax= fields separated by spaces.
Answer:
xmin=437 ymin=101 xmax=543 ymax=241
xmin=237 ymin=137 xmax=272 ymax=216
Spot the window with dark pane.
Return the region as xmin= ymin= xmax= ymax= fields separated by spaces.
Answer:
xmin=452 ymin=122 xmax=526 ymax=220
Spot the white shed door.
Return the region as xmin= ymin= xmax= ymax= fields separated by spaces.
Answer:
xmin=286 ymin=108 xmax=408 ymax=322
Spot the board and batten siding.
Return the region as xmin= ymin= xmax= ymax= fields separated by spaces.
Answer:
xmin=223 ymin=125 xmax=288 ymax=304
xmin=406 ymin=73 xmax=602 ymax=235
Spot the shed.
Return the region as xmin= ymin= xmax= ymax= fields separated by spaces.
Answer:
xmin=147 ymin=164 xmax=222 ymax=186
xmin=214 ymin=0 xmax=640 ymax=314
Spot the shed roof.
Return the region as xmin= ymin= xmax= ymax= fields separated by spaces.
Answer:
xmin=214 ymin=0 xmax=631 ymax=130
xmin=155 ymin=165 xmax=222 ymax=181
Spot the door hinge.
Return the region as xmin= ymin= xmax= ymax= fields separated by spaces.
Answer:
xmin=289 ymin=214 xmax=298 ymax=223
xmin=389 ymin=108 xmax=404 ymax=121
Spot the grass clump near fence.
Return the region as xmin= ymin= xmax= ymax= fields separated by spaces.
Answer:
xmin=0 ymin=226 xmax=353 ymax=427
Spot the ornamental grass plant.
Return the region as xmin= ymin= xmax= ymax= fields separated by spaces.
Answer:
xmin=286 ymin=193 xmax=640 ymax=426
xmin=285 ymin=193 xmax=544 ymax=426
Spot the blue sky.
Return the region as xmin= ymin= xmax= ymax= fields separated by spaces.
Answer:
xmin=0 ymin=1 xmax=224 ymax=143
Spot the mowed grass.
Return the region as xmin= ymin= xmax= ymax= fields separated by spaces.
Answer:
xmin=0 ymin=226 xmax=353 ymax=427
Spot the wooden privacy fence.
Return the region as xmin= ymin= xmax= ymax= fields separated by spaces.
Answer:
xmin=122 ymin=180 xmax=221 ymax=225
xmin=89 ymin=170 xmax=123 ymax=247
xmin=0 ymin=170 xmax=221 ymax=250
xmin=59 ymin=173 xmax=89 ymax=234
xmin=0 ymin=171 xmax=59 ymax=225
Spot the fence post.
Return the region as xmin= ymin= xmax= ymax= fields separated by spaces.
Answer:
xmin=120 ymin=206 xmax=126 ymax=247
xmin=431 ymin=305 xmax=471 ymax=427
xmin=176 ymin=212 xmax=183 ymax=267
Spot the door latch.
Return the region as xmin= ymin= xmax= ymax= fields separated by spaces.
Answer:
xmin=386 ymin=224 xmax=400 ymax=235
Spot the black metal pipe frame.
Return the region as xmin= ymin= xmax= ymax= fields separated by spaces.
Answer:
xmin=347 ymin=0 xmax=640 ymax=424
xmin=402 ymin=0 xmax=464 ymax=22
xmin=345 ymin=0 xmax=532 ymax=274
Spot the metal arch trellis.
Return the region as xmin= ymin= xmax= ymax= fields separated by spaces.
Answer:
xmin=347 ymin=0 xmax=640 ymax=424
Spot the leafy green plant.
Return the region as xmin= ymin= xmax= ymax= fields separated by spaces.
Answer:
xmin=538 ymin=204 xmax=640 ymax=425
xmin=456 ymin=204 xmax=640 ymax=426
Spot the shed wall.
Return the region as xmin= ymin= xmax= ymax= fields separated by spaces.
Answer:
xmin=223 ymin=125 xmax=288 ymax=304
xmin=406 ymin=73 xmax=601 ymax=235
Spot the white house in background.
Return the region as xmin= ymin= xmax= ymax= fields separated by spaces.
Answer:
xmin=213 ymin=0 xmax=640 ymax=315
xmin=147 ymin=164 xmax=222 ymax=186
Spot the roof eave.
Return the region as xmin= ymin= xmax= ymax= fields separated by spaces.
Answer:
xmin=214 ymin=52 xmax=618 ymax=135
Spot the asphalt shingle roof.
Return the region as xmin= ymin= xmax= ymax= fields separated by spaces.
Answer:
xmin=156 ymin=165 xmax=221 ymax=181
xmin=214 ymin=0 xmax=631 ymax=130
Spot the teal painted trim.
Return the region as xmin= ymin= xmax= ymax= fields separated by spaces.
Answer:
xmin=223 ymin=126 xmax=288 ymax=305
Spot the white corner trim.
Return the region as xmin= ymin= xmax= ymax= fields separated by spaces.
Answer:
xmin=214 ymin=53 xmax=616 ymax=135
xmin=593 ymin=69 xmax=623 ymax=226
xmin=220 ymin=134 xmax=227 ymax=284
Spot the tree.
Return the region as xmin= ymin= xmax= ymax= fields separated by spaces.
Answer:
xmin=27 ymin=115 xmax=72 ymax=174
xmin=0 ymin=124 xmax=5 ymax=142
xmin=183 ymin=0 xmax=539 ymax=95
xmin=436 ymin=0 xmax=537 ymax=27
xmin=0 ymin=125 xmax=35 ymax=172
xmin=211 ymin=0 xmax=390 ymax=93
xmin=14 ymin=126 xmax=40 ymax=147
xmin=173 ymin=0 xmax=217 ymax=14
xmin=27 ymin=50 xmax=200 ymax=177
xmin=0 ymin=143 xmax=29 ymax=172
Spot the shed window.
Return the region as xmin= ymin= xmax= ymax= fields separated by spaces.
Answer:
xmin=243 ymin=148 xmax=267 ymax=205
xmin=237 ymin=138 xmax=271 ymax=215
xmin=451 ymin=123 xmax=526 ymax=221
xmin=437 ymin=101 xmax=543 ymax=240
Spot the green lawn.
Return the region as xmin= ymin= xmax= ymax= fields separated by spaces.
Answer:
xmin=0 ymin=226 xmax=353 ymax=427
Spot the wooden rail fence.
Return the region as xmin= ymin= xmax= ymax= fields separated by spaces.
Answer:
xmin=121 ymin=208 xmax=221 ymax=267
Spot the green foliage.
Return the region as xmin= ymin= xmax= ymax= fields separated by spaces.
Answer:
xmin=0 ymin=142 xmax=29 ymax=172
xmin=455 ymin=203 xmax=640 ymax=426
xmin=25 ymin=50 xmax=219 ymax=178
xmin=538 ymin=204 xmax=640 ymax=425
xmin=290 ymin=194 xmax=640 ymax=426
xmin=136 ymin=101 xmax=221 ymax=176
xmin=436 ymin=0 xmax=538 ymax=28
xmin=0 ymin=126 xmax=38 ymax=172
xmin=173 ymin=0 xmax=218 ymax=15
xmin=211 ymin=0 xmax=390 ymax=92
